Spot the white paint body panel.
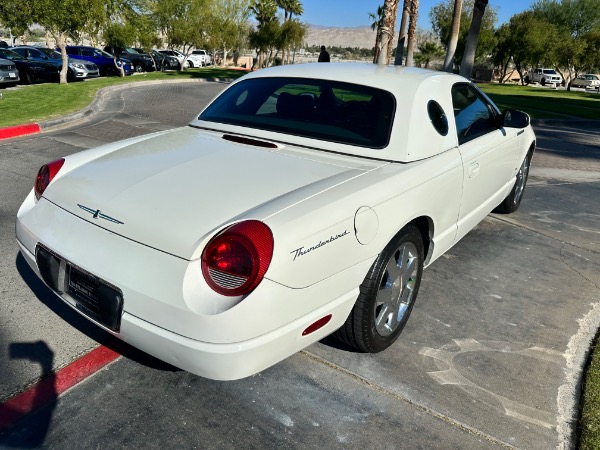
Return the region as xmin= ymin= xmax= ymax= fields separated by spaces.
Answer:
xmin=16 ymin=64 xmax=536 ymax=380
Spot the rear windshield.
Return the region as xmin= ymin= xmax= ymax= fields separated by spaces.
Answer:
xmin=199 ymin=77 xmax=396 ymax=149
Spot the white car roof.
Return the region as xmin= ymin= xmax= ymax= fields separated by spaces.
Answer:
xmin=191 ymin=63 xmax=469 ymax=162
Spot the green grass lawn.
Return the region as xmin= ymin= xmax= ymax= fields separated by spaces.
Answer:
xmin=0 ymin=68 xmax=247 ymax=128
xmin=580 ymin=334 xmax=600 ymax=449
xmin=478 ymin=82 xmax=600 ymax=120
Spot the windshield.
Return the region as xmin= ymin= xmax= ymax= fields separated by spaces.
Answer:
xmin=96 ymin=49 xmax=113 ymax=58
xmin=199 ymin=77 xmax=395 ymax=149
xmin=0 ymin=49 xmax=22 ymax=60
xmin=124 ymin=48 xmax=140 ymax=54
xmin=543 ymin=69 xmax=557 ymax=75
xmin=38 ymin=48 xmax=61 ymax=58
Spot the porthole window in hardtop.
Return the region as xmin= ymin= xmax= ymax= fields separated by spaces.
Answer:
xmin=199 ymin=77 xmax=396 ymax=149
xmin=427 ymin=100 xmax=449 ymax=136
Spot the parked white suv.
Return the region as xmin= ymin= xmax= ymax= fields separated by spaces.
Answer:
xmin=526 ymin=68 xmax=563 ymax=86
xmin=191 ymin=49 xmax=212 ymax=66
xmin=158 ymin=50 xmax=204 ymax=68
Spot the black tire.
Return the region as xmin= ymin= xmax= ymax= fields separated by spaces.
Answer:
xmin=524 ymin=75 xmax=530 ymax=85
xmin=22 ymin=71 xmax=33 ymax=85
xmin=333 ymin=224 xmax=424 ymax=353
xmin=494 ymin=149 xmax=532 ymax=214
xmin=188 ymin=61 xmax=194 ymax=68
xmin=134 ymin=64 xmax=143 ymax=73
xmin=541 ymin=78 xmax=546 ymax=86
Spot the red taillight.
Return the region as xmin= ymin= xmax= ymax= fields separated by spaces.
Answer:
xmin=34 ymin=158 xmax=65 ymax=200
xmin=201 ymin=220 xmax=273 ymax=297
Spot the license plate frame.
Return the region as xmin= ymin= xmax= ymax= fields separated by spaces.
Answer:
xmin=36 ymin=244 xmax=124 ymax=332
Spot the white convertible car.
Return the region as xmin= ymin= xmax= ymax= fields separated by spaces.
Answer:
xmin=16 ymin=64 xmax=535 ymax=380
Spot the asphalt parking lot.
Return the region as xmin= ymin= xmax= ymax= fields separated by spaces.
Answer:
xmin=0 ymin=81 xmax=599 ymax=449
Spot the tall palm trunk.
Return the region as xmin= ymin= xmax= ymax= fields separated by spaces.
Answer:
xmin=405 ymin=0 xmax=419 ymax=67
xmin=376 ymin=0 xmax=399 ymax=65
xmin=442 ymin=0 xmax=462 ymax=72
xmin=394 ymin=1 xmax=410 ymax=65
xmin=459 ymin=0 xmax=488 ymax=79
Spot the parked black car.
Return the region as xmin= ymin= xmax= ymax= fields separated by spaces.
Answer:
xmin=65 ymin=46 xmax=133 ymax=77
xmin=104 ymin=46 xmax=156 ymax=72
xmin=11 ymin=46 xmax=99 ymax=81
xmin=0 ymin=48 xmax=58 ymax=84
xmin=141 ymin=49 xmax=180 ymax=71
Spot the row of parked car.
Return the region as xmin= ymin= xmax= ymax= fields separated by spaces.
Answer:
xmin=524 ymin=67 xmax=600 ymax=89
xmin=0 ymin=44 xmax=213 ymax=87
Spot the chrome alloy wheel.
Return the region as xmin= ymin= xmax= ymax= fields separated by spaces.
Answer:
xmin=513 ymin=154 xmax=531 ymax=206
xmin=374 ymin=242 xmax=419 ymax=337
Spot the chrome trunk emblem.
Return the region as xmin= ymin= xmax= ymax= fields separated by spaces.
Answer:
xmin=77 ymin=204 xmax=124 ymax=224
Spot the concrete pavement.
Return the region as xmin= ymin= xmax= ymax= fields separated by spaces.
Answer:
xmin=0 ymin=81 xmax=599 ymax=449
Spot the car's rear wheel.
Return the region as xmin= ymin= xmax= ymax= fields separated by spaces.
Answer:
xmin=22 ymin=71 xmax=33 ymax=85
xmin=334 ymin=224 xmax=424 ymax=353
xmin=494 ymin=149 xmax=532 ymax=214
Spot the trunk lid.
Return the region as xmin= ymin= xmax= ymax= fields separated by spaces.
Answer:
xmin=46 ymin=127 xmax=383 ymax=259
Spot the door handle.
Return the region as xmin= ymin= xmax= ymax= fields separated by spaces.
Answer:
xmin=468 ymin=162 xmax=480 ymax=178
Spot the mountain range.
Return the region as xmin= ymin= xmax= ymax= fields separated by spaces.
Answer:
xmin=305 ymin=25 xmax=377 ymax=49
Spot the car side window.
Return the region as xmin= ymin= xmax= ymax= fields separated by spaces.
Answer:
xmin=81 ymin=48 xmax=95 ymax=57
xmin=451 ymin=84 xmax=497 ymax=144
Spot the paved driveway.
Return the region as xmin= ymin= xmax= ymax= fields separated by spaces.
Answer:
xmin=1 ymin=81 xmax=599 ymax=449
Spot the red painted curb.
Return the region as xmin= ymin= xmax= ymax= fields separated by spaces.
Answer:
xmin=0 ymin=123 xmax=41 ymax=140
xmin=0 ymin=346 xmax=120 ymax=430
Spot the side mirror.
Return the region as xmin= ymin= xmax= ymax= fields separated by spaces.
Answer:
xmin=501 ymin=109 xmax=530 ymax=129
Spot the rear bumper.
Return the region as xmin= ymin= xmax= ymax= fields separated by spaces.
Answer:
xmin=16 ymin=194 xmax=365 ymax=380
xmin=18 ymin=239 xmax=358 ymax=380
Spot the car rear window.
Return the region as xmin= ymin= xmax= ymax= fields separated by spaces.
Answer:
xmin=199 ymin=77 xmax=396 ymax=149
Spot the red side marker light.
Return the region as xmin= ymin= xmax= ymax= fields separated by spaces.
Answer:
xmin=302 ymin=314 xmax=332 ymax=336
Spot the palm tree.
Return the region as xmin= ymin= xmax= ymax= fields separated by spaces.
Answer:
xmin=375 ymin=0 xmax=400 ymax=65
xmin=405 ymin=0 xmax=418 ymax=67
xmin=394 ymin=0 xmax=410 ymax=65
xmin=369 ymin=4 xmax=384 ymax=63
xmin=277 ymin=0 xmax=303 ymax=21
xmin=459 ymin=0 xmax=488 ymax=79
xmin=442 ymin=0 xmax=462 ymax=72
xmin=415 ymin=41 xmax=444 ymax=68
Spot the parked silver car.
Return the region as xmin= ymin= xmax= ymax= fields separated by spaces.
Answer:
xmin=0 ymin=57 xmax=20 ymax=86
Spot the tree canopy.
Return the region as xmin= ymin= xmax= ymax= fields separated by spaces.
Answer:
xmin=430 ymin=0 xmax=497 ymax=70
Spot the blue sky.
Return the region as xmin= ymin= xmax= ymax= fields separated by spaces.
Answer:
xmin=299 ymin=0 xmax=538 ymax=30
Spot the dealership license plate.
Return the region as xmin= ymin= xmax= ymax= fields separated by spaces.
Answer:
xmin=66 ymin=264 xmax=123 ymax=332
xmin=68 ymin=265 xmax=101 ymax=314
